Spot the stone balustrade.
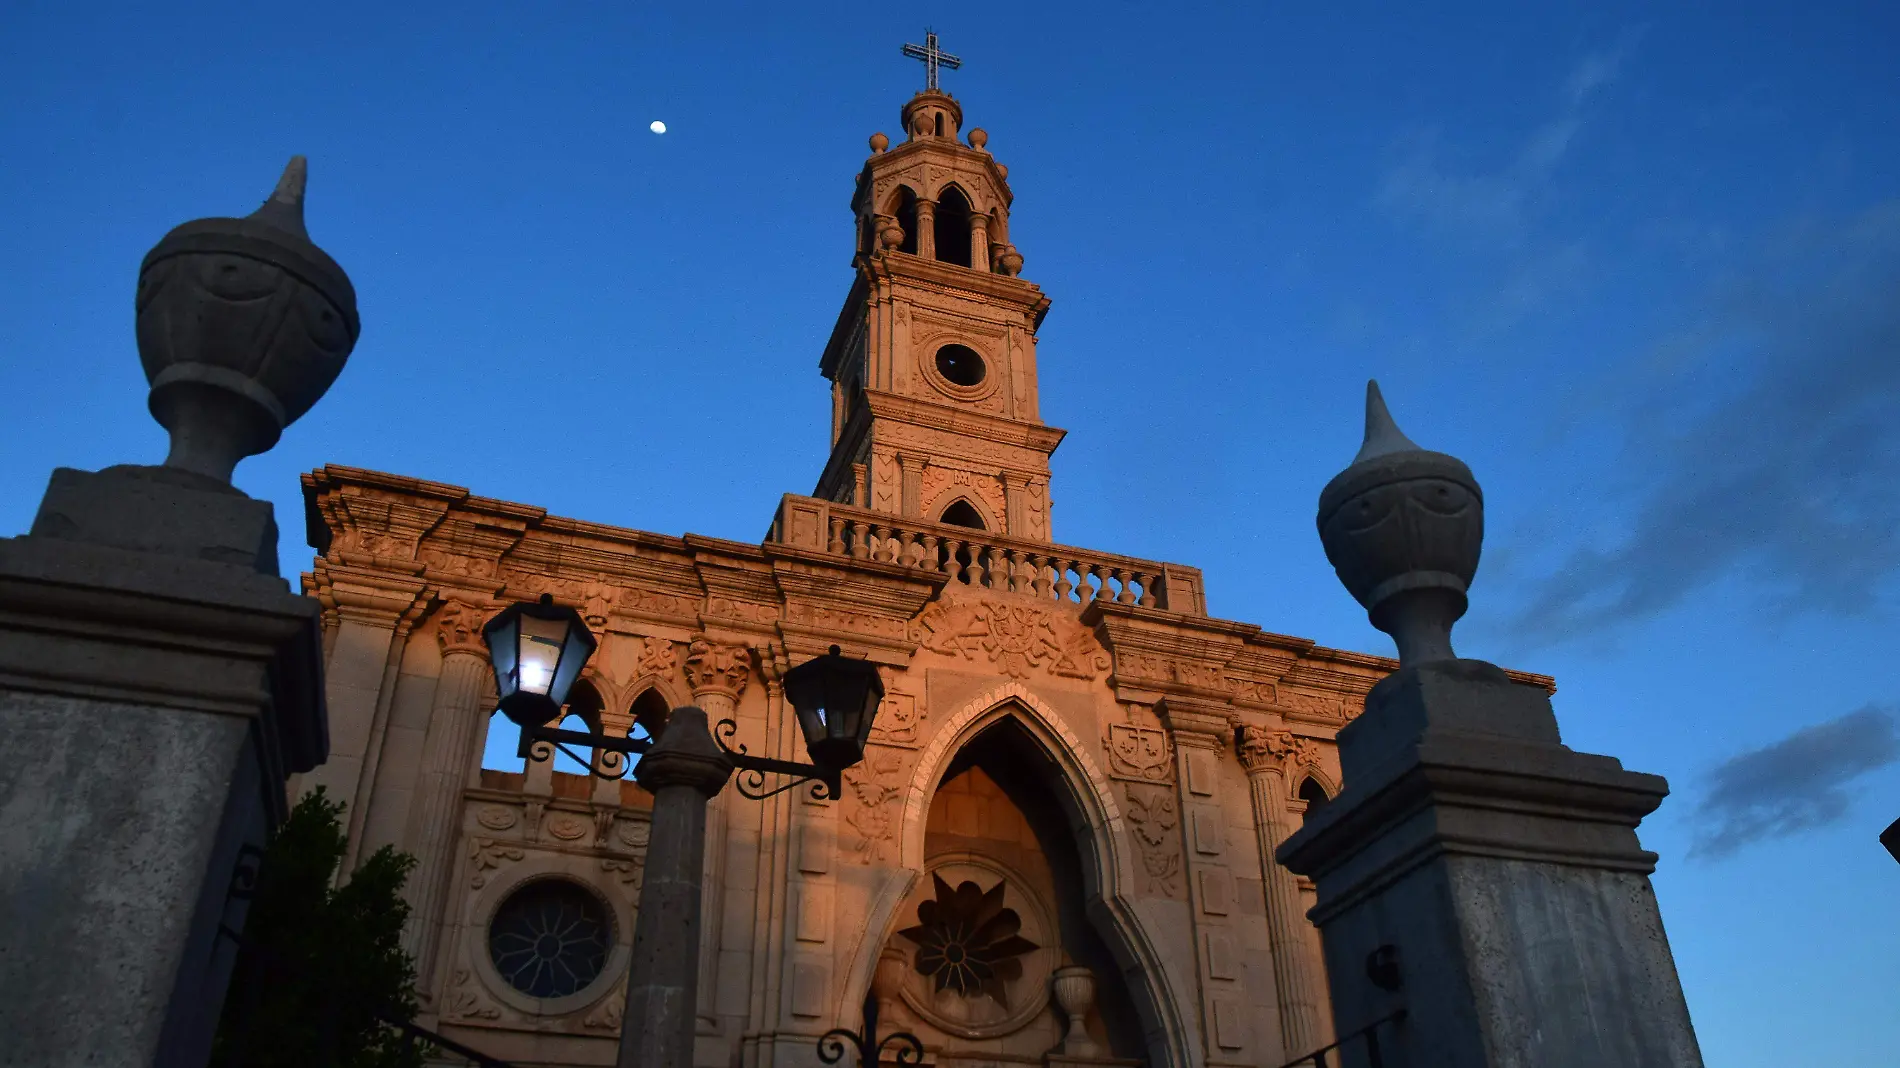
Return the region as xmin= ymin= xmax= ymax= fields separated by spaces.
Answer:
xmin=769 ymin=495 xmax=1206 ymax=614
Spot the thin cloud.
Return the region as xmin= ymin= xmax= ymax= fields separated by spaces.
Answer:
xmin=1690 ymin=705 xmax=1900 ymax=860
xmin=1497 ymin=201 xmax=1900 ymax=642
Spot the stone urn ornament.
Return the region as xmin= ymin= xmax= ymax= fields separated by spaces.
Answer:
xmin=1316 ymin=381 xmax=1484 ymax=667
xmin=135 ymin=156 xmax=360 ymax=483
xmin=1050 ymin=964 xmax=1100 ymax=1057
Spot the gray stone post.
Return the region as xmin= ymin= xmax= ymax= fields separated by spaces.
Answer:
xmin=401 ymin=599 xmax=493 ymax=991
xmin=1277 ymin=382 xmax=1703 ymax=1068
xmin=0 ymin=158 xmax=354 ymax=1067
xmin=1236 ymin=728 xmax=1325 ymax=1059
xmin=616 ymin=705 xmax=734 ymax=1068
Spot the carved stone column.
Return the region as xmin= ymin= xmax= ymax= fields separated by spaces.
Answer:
xmin=402 ymin=598 xmax=493 ymax=993
xmin=684 ymin=638 xmax=751 ymax=1034
xmin=1238 ymin=726 xmax=1325 ymax=1060
xmin=914 ymin=198 xmax=937 ymax=260
xmin=970 ymin=212 xmax=992 ymax=272
xmin=615 ymin=706 xmax=734 ymax=1068
xmin=1002 ymin=472 xmax=1029 ymax=537
xmin=897 ymin=453 xmax=922 ymax=518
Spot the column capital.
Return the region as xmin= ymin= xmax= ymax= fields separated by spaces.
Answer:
xmin=684 ymin=638 xmax=752 ymax=703
xmin=431 ymin=597 xmax=492 ymax=659
xmin=1237 ymin=725 xmax=1318 ymax=776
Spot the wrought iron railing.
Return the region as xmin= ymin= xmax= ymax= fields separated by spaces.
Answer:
xmin=1274 ymin=1009 xmax=1406 ymax=1068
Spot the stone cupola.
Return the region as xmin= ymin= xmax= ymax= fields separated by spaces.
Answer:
xmin=812 ymin=69 xmax=1063 ymax=543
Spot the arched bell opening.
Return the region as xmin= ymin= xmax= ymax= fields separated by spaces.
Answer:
xmin=939 ymin=498 xmax=986 ymax=530
xmin=888 ymin=187 xmax=920 ymax=255
xmin=933 ymin=186 xmax=974 ymax=267
xmin=1297 ymin=776 xmax=1331 ymax=824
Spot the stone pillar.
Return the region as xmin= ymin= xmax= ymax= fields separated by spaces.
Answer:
xmin=401 ymin=598 xmax=493 ymax=991
xmin=1237 ymin=727 xmax=1325 ymax=1059
xmin=914 ymin=199 xmax=937 ymax=260
xmin=970 ymin=212 xmax=992 ymax=272
xmin=1278 ymin=382 xmax=1704 ymax=1067
xmin=897 ymin=453 xmax=921 ymax=518
xmin=0 ymin=158 xmax=352 ymax=1068
xmin=684 ymin=638 xmax=751 ymax=1038
xmin=1002 ymin=472 xmax=1029 ymax=537
xmin=616 ymin=705 xmax=734 ymax=1068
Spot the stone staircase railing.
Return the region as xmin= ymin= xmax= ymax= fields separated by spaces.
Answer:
xmin=768 ymin=495 xmax=1206 ymax=615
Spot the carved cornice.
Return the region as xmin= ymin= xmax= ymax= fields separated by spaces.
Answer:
xmin=684 ymin=638 xmax=752 ymax=702
xmin=305 ymin=562 xmax=432 ymax=633
xmin=1237 ymin=726 xmax=1320 ymax=777
xmin=1154 ymin=696 xmax=1232 ymax=749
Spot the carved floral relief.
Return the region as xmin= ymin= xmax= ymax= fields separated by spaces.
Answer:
xmin=910 ymin=596 xmax=1108 ymax=681
xmin=844 ymin=748 xmax=906 ymax=862
xmin=1123 ymin=783 xmax=1183 ymax=897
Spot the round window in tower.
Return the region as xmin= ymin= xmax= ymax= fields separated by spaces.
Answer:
xmin=935 ymin=344 xmax=987 ymax=387
xmin=487 ymin=879 xmax=614 ymax=999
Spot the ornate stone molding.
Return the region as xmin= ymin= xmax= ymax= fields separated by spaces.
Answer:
xmin=684 ymin=638 xmax=752 ymax=703
xmin=909 ymin=595 xmax=1107 ymax=680
xmin=432 ymin=598 xmax=491 ymax=658
xmin=636 ymin=635 xmax=680 ymax=680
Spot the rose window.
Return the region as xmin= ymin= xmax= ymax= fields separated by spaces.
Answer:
xmin=897 ymin=874 xmax=1040 ymax=1006
xmin=487 ymin=879 xmax=613 ymax=998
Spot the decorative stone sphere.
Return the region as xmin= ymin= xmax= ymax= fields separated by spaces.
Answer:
xmin=997 ymin=246 xmax=1024 ymax=276
xmin=968 ymin=127 xmax=989 ymax=150
xmin=1316 ymin=381 xmax=1484 ymax=667
xmin=996 ymin=163 xmax=1009 ymax=180
xmin=136 ymin=156 xmax=359 ymax=483
xmin=869 ymin=131 xmax=889 ymax=154
xmin=879 ymin=220 xmax=905 ymax=250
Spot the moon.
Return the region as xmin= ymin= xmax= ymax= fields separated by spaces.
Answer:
xmin=649 ymin=120 xmax=666 ymax=134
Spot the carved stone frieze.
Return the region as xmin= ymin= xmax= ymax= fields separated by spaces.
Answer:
xmin=618 ymin=584 xmax=699 ymax=620
xmin=1275 ymin=689 xmax=1346 ymax=722
xmin=636 ymin=635 xmax=680 ymax=680
xmin=706 ymin=597 xmax=781 ymax=625
xmin=475 ymin=805 xmax=519 ymax=832
xmin=433 ymin=598 xmax=491 ymax=658
xmin=444 ymin=967 xmax=503 ymax=1020
xmin=684 ymin=638 xmax=752 ymax=701
xmin=468 ymin=837 xmax=525 ymax=889
xmin=919 ymin=464 xmax=1007 ymax=526
xmin=1123 ymin=782 xmax=1183 ymax=897
xmin=785 ymin=601 xmax=908 ymax=641
xmin=419 ymin=547 xmax=500 ymax=579
xmin=910 ymin=596 xmax=1107 ymax=680
xmin=844 ymin=747 xmax=906 ymax=862
xmin=545 ymin=813 xmax=590 ymax=841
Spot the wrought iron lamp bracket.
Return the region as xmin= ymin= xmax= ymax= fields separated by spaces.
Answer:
xmin=517 ymin=723 xmax=652 ymax=781
xmin=818 ymin=1025 xmax=924 ymax=1068
xmin=714 ymin=718 xmax=842 ymax=802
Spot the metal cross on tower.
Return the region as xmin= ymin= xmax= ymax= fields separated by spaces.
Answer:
xmin=901 ymin=29 xmax=961 ymax=92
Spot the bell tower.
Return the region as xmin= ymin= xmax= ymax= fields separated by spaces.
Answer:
xmin=813 ymin=36 xmax=1064 ymax=542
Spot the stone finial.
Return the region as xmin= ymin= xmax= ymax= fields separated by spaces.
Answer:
xmin=869 ymin=131 xmax=890 ymax=154
xmin=1317 ymin=381 xmax=1484 ymax=667
xmin=136 ymin=156 xmax=360 ymax=484
xmin=967 ymin=127 xmax=988 ymax=151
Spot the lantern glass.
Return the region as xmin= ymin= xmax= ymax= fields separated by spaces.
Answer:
xmin=783 ymin=645 xmax=885 ymax=774
xmin=482 ymin=595 xmax=598 ymax=727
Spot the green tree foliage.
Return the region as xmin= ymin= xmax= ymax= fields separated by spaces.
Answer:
xmin=212 ymin=788 xmax=423 ymax=1068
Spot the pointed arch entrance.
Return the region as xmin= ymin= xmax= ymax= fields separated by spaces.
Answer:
xmin=839 ymin=683 xmax=1189 ymax=1068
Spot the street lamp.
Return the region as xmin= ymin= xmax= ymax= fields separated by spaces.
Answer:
xmin=477 ymin=600 xmax=901 ymax=1068
xmin=480 ymin=594 xmax=885 ymax=799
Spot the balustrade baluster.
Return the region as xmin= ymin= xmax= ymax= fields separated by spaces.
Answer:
xmin=827 ymin=517 xmax=846 ymax=555
xmin=1074 ymin=562 xmax=1096 ymax=602
xmin=964 ymin=543 xmax=987 ymax=586
xmin=1134 ymin=571 xmax=1158 ymax=608
xmin=1054 ymin=559 xmax=1074 ymax=601
xmin=943 ymin=539 xmax=965 ymax=584
xmin=984 ymin=546 xmax=1006 ymax=590
xmin=920 ymin=534 xmax=941 ymax=573
xmin=873 ymin=525 xmax=895 ymax=563
xmin=850 ymin=520 xmax=871 ymax=559
xmin=1114 ymin=567 xmax=1136 ymax=603
xmin=897 ymin=530 xmax=917 ymax=567
xmin=1025 ymin=554 xmax=1047 ymax=598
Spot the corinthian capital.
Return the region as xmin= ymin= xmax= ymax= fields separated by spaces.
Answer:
xmin=433 ymin=598 xmax=492 ymax=659
xmin=684 ymin=638 xmax=752 ymax=702
xmin=1237 ymin=726 xmax=1318 ymax=776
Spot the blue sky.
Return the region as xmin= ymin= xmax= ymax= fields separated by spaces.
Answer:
xmin=4 ymin=2 xmax=1896 ymax=1062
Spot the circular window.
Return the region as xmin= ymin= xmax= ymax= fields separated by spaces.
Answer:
xmin=487 ymin=880 xmax=613 ymax=999
xmin=935 ymin=344 xmax=986 ymax=387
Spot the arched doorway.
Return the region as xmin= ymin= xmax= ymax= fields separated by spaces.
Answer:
xmin=854 ymin=691 xmax=1185 ymax=1068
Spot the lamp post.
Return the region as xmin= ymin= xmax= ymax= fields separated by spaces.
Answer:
xmin=478 ymin=604 xmax=896 ymax=1068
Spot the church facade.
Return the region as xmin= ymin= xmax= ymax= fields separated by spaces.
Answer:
xmin=296 ymin=83 xmax=1551 ymax=1068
